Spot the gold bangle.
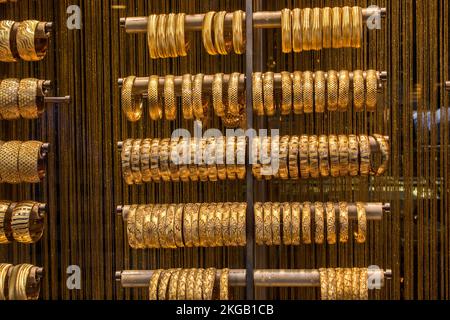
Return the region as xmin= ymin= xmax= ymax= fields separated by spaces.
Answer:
xmin=18 ymin=140 xmax=43 ymax=183
xmin=288 ymin=135 xmax=300 ymax=180
xmin=299 ymin=135 xmax=310 ymax=179
xmin=282 ymin=202 xmax=292 ymax=245
xmin=281 ymin=9 xmax=292 ymax=53
xmin=279 ymin=136 xmax=289 ymax=180
xmin=292 ymin=9 xmax=302 ymax=52
xmin=255 ymin=202 xmax=264 ymax=245
xmin=303 ymin=71 xmax=314 ymax=114
xmin=338 ymin=135 xmax=349 ymax=177
xmin=271 ymin=202 xmax=281 ymax=245
xmin=165 ymin=204 xmax=177 ymax=249
xmin=336 ymin=268 xmax=345 ymax=300
xmin=302 ymin=8 xmax=312 ymax=51
xmin=359 ymin=268 xmax=369 ymax=300
xmin=216 ymin=136 xmax=227 ymax=180
xmin=0 ymin=20 xmax=16 ymax=62
xmin=355 ymin=202 xmax=367 ymax=243
xmin=131 ymin=139 xmax=142 ymax=185
xmin=341 ymin=7 xmax=352 ymax=48
xmin=292 ymin=71 xmax=303 ymax=114
xmin=0 ymin=78 xmax=20 ymax=120
xmin=189 ymin=138 xmax=199 ymax=182
xmin=185 ymin=268 xmax=196 ymax=300
xmin=178 ymin=138 xmax=190 ymax=182
xmin=351 ymin=6 xmax=363 ymax=48
xmin=214 ymin=11 xmax=229 ymax=55
xmin=193 ymin=73 xmax=205 ymax=120
xmin=143 ymin=205 xmax=153 ymax=248
xmin=281 ymin=71 xmax=292 ymax=115
xmin=156 ymin=14 xmax=168 ymax=58
xmin=183 ymin=204 xmax=193 ymax=247
xmin=220 ymin=269 xmax=229 ymax=300
xmin=261 ymin=136 xmax=273 ymax=180
xmin=174 ymin=204 xmax=184 ymax=248
xmin=0 ymin=141 xmax=21 ymax=184
xmin=343 ymin=268 xmax=353 ymax=300
xmin=134 ymin=205 xmax=145 ymax=249
xmin=314 ymin=71 xmax=326 ymax=113
xmin=212 ymin=73 xmax=225 ymax=117
xmin=13 ymin=264 xmax=37 ymax=300
xmin=157 ymin=204 xmax=168 ymax=248
xmin=339 ymin=202 xmax=349 ymax=243
xmin=166 ymin=13 xmax=178 ymax=57
xmin=176 ymin=269 xmax=189 ymax=300
xmin=322 ymin=7 xmax=332 ymax=48
xmin=311 ymin=7 xmax=322 ymax=51
xmin=221 ymin=203 xmax=231 ymax=246
xmin=158 ymin=269 xmax=175 ymax=300
xmin=252 ymin=72 xmax=264 ymax=116
xmin=236 ymin=136 xmax=246 ymax=180
xmin=327 ymin=70 xmax=339 ymax=111
xmin=309 ymin=135 xmax=319 ymax=178
xmin=301 ymin=202 xmax=312 ymax=244
xmin=206 ymin=203 xmax=217 ymax=246
xmin=140 ymin=139 xmax=152 ymax=183
xmin=0 ymin=264 xmax=13 ymax=300
xmin=252 ymin=137 xmax=262 ymax=180
xmin=18 ymin=78 xmax=40 ymax=119
xmin=126 ymin=205 xmax=138 ymax=249
xmin=263 ymin=72 xmax=275 ymax=116
xmin=319 ymin=268 xmax=328 ymax=300
xmin=11 ymin=202 xmax=43 ymax=244
xmin=148 ymin=75 xmax=162 ymax=121
xmin=358 ymin=135 xmax=371 ymax=176
xmin=366 ymin=70 xmax=378 ymax=111
xmin=263 ymin=202 xmax=273 ymax=246
xmin=168 ymin=269 xmax=182 ymax=300
xmin=202 ymin=268 xmax=216 ymax=300
xmin=121 ymin=139 xmax=134 ymax=185
xmin=318 ymin=135 xmax=330 ymax=177
xmin=348 ymin=135 xmax=359 ymax=176
xmin=0 ymin=201 xmax=13 ymax=244
xmin=206 ymin=137 xmax=218 ymax=182
xmin=175 ymin=13 xmax=188 ymax=57
xmin=332 ymin=7 xmax=342 ymax=48
xmin=147 ymin=15 xmax=159 ymax=58
xmin=228 ymin=203 xmax=239 ymax=246
xmin=327 ymin=268 xmax=337 ymax=300
xmin=191 ymin=203 xmax=200 ymax=247
xmin=328 ymin=135 xmax=340 ymax=177
xmin=17 ymin=20 xmax=46 ymax=61
xmin=122 ymin=76 xmax=143 ymax=122
xmin=314 ymin=202 xmax=325 ymax=245
xmin=193 ymin=269 xmax=204 ymax=300
xmin=351 ymin=268 xmax=360 ymax=300
xmin=372 ymin=134 xmax=390 ymax=176
xmin=202 ymin=11 xmax=217 ymax=55
xmin=150 ymin=138 xmax=161 ymax=182
xmin=326 ymin=202 xmax=336 ymax=245
xmin=228 ymin=72 xmax=241 ymax=116
xmin=236 ymin=203 xmax=247 ymax=246
xmin=164 ymin=75 xmax=176 ymax=121
xmin=226 ymin=136 xmax=237 ymax=180
xmin=291 ymin=202 xmax=301 ymax=245
xmin=232 ymin=10 xmax=245 ymax=54
xmin=214 ymin=203 xmax=224 ymax=247
xmin=199 ymin=203 xmax=209 ymax=247
xmin=169 ymin=137 xmax=180 ymax=182
xmin=353 ymin=70 xmax=365 ymax=112
xmin=338 ymin=70 xmax=350 ymax=111
xmin=159 ymin=138 xmax=171 ymax=182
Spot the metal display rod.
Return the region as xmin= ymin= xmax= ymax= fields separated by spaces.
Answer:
xmin=446 ymin=81 xmax=450 ymax=91
xmin=120 ymin=7 xmax=386 ymax=33
xmin=5 ymin=266 xmax=44 ymax=284
xmin=116 ymin=268 xmax=391 ymax=288
xmin=39 ymin=81 xmax=72 ymax=104
xmin=116 ymin=202 xmax=389 ymax=222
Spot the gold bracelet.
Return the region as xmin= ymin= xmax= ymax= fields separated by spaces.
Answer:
xmin=327 ymin=268 xmax=337 ymax=300
xmin=181 ymin=74 xmax=193 ymax=120
xmin=302 ymin=8 xmax=312 ymax=51
xmin=158 ymin=269 xmax=176 ymax=300
xmin=134 ymin=205 xmax=145 ymax=249
xmin=191 ymin=203 xmax=200 ymax=247
xmin=327 ymin=70 xmax=339 ymax=111
xmin=261 ymin=136 xmax=273 ymax=180
xmin=353 ymin=70 xmax=365 ymax=112
xmin=189 ymin=138 xmax=199 ymax=182
xmin=198 ymin=138 xmax=209 ymax=182
xmin=351 ymin=6 xmax=363 ymax=48
xmin=14 ymin=264 xmax=37 ymax=300
xmin=252 ymin=137 xmax=262 ymax=180
xmin=169 ymin=137 xmax=180 ymax=182
xmin=312 ymin=8 xmax=322 ymax=51
xmin=336 ymin=268 xmax=345 ymax=300
xmin=232 ymin=10 xmax=245 ymax=54
xmin=18 ymin=141 xmax=43 ymax=183
xmin=177 ymin=138 xmax=189 ymax=182
xmin=159 ymin=138 xmax=171 ymax=182
xmin=339 ymin=202 xmax=349 ymax=243
xmin=176 ymin=269 xmax=189 ymax=300
xmin=140 ymin=138 xmax=152 ymax=183
xmin=263 ymin=202 xmax=273 ymax=246
xmin=183 ymin=204 xmax=193 ymax=247
xmin=202 ymin=11 xmax=217 ymax=55
xmin=341 ymin=7 xmax=352 ymax=48
xmin=148 ymin=75 xmax=162 ymax=120
xmin=314 ymin=71 xmax=326 ymax=113
xmin=175 ymin=13 xmax=188 ymax=57
xmin=252 ymin=72 xmax=264 ymax=116
xmin=199 ymin=203 xmax=209 ymax=247
xmin=131 ymin=139 xmax=142 ymax=185
xmin=212 ymin=73 xmax=225 ymax=117
xmin=142 ymin=205 xmax=153 ymax=248
xmin=288 ymin=135 xmax=300 ymax=180
xmin=281 ymin=71 xmax=292 ymax=115
xmin=291 ymin=202 xmax=301 ymax=245
xmin=11 ymin=202 xmax=43 ymax=244
xmin=351 ymin=268 xmax=361 ymax=300
xmin=237 ymin=203 xmax=247 ymax=246
xmin=0 ymin=20 xmax=16 ymax=62
xmin=236 ymin=136 xmax=246 ymax=180
xmin=17 ymin=20 xmax=45 ymax=61
xmin=255 ymin=202 xmax=264 ymax=245
xmin=122 ymin=76 xmax=143 ymax=122
xmin=202 ymin=268 xmax=216 ymax=300
xmin=302 ymin=71 xmax=314 ymax=113
xmin=228 ymin=72 xmax=241 ymax=116
xmin=299 ymin=135 xmax=310 ymax=179
xmin=165 ymin=204 xmax=177 ymax=249
xmin=206 ymin=137 xmax=218 ymax=182
xmin=157 ymin=204 xmax=168 ymax=248
xmin=358 ymin=135 xmax=371 ymax=176
xmin=271 ymin=202 xmax=281 ymax=245
xmin=0 ymin=264 xmax=13 ymax=300
xmin=221 ymin=203 xmax=231 ymax=246
xmin=318 ymin=135 xmax=330 ymax=177
xmin=309 ymin=135 xmax=319 ymax=178
xmin=121 ymin=139 xmax=134 ymax=185
xmin=292 ymin=9 xmax=302 ymax=52
xmin=229 ymin=203 xmax=239 ymax=246
xmin=185 ymin=268 xmax=196 ymax=300
xmin=332 ymin=7 xmax=342 ymax=48
xmin=150 ymin=138 xmax=161 ymax=182
xmin=326 ymin=202 xmax=337 ymax=245
xmin=328 ymin=135 xmax=340 ymax=177
xmin=193 ymin=269 xmax=204 ymax=300
xmin=220 ymin=269 xmax=229 ymax=300
xmin=214 ymin=11 xmax=229 ymax=55
xmin=314 ymin=202 xmax=325 ymax=245
xmin=164 ymin=75 xmax=176 ymax=121
xmin=156 ymin=14 xmax=168 ymax=58
xmin=372 ymin=134 xmax=390 ymax=176
xmin=355 ymin=202 xmax=367 ymax=243
xmin=18 ymin=78 xmax=39 ymax=119
xmin=348 ymin=135 xmax=359 ymax=176
xmin=338 ymin=70 xmax=350 ymax=111
xmin=263 ymin=72 xmax=275 ymax=116
xmin=166 ymin=13 xmax=178 ymax=58
xmin=173 ymin=204 xmax=184 ymax=248
xmin=319 ymin=268 xmax=328 ymax=300
xmin=216 ymin=136 xmax=227 ymax=181
xmin=0 ymin=201 xmax=13 ymax=244
xmin=282 ymin=202 xmax=292 ymax=245
xmin=343 ymin=268 xmax=353 ymax=300
xmin=126 ymin=205 xmax=138 ymax=249
xmin=292 ymin=71 xmax=303 ymax=114
xmin=281 ymin=9 xmax=292 ymax=53
xmin=193 ymin=73 xmax=205 ymax=120
xmin=322 ymin=7 xmax=332 ymax=48
xmin=279 ymin=135 xmax=289 ymax=180
xmin=0 ymin=78 xmax=20 ymax=120
xmin=0 ymin=141 xmax=21 ymax=184
xmin=150 ymin=205 xmax=161 ymax=248
xmin=168 ymin=269 xmax=182 ymax=300
xmin=226 ymin=136 xmax=237 ymax=180
xmin=213 ymin=203 xmax=224 ymax=247
xmin=208 ymin=203 xmax=219 ymax=246
xmin=359 ymin=268 xmax=369 ymax=300
xmin=366 ymin=70 xmax=378 ymax=111
xmin=147 ymin=15 xmax=159 ymax=58
xmin=301 ymin=202 xmax=312 ymax=244
xmin=338 ymin=135 xmax=349 ymax=177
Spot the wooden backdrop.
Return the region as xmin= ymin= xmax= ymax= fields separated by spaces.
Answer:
xmin=0 ymin=0 xmax=449 ymax=300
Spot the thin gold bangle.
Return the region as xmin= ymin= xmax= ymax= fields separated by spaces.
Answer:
xmin=131 ymin=139 xmax=142 ymax=185
xmin=348 ymin=135 xmax=359 ymax=177
xmin=263 ymin=202 xmax=273 ymax=246
xmin=122 ymin=76 xmax=143 ymax=122
xmin=166 ymin=13 xmax=178 ymax=58
xmin=326 ymin=202 xmax=337 ymax=245
xmin=216 ymin=136 xmax=227 ymax=181
xmin=150 ymin=138 xmax=161 ymax=182
xmin=237 ymin=202 xmax=247 ymax=246
xmin=281 ymin=9 xmax=292 ymax=53
xmin=226 ymin=136 xmax=237 ymax=180
xmin=339 ymin=202 xmax=349 ymax=243
xmin=358 ymin=135 xmax=371 ymax=176
xmin=311 ymin=7 xmax=322 ymax=51
xmin=252 ymin=137 xmax=262 ymax=180
xmin=327 ymin=70 xmax=339 ymax=111
xmin=158 ymin=269 xmax=176 ymax=300
xmin=318 ymin=135 xmax=330 ymax=177
xmin=126 ymin=205 xmax=138 ymax=249
xmin=169 ymin=137 xmax=180 ymax=182
xmin=135 ymin=205 xmax=145 ymax=249
xmin=314 ymin=202 xmax=325 ymax=245
xmin=341 ymin=7 xmax=352 ymax=48
xmin=232 ymin=10 xmax=245 ymax=54
xmin=159 ymin=138 xmax=171 ymax=182
xmin=147 ymin=15 xmax=159 ymax=58
xmin=252 ymin=72 xmax=264 ymax=116
xmin=206 ymin=137 xmax=218 ymax=182
xmin=288 ymin=135 xmax=300 ymax=180
xmin=175 ymin=13 xmax=188 ymax=57
xmin=261 ymin=136 xmax=273 ymax=180
xmin=164 ymin=75 xmax=176 ymax=121
xmin=18 ymin=141 xmax=43 ymax=183
xmin=292 ymin=71 xmax=303 ymax=114
xmin=303 ymin=71 xmax=314 ymax=114
xmin=214 ymin=11 xmax=229 ymax=55
xmin=359 ymin=268 xmax=369 ymax=300
xmin=228 ymin=72 xmax=241 ymax=116
xmin=148 ymin=75 xmax=162 ymax=121
xmin=181 ymin=74 xmax=193 ymax=120
xmin=228 ymin=203 xmax=239 ymax=246
xmin=202 ymin=268 xmax=216 ymax=300
xmin=336 ymin=268 xmax=345 ymax=300
xmin=282 ymin=202 xmax=292 ymax=245
xmin=327 ymin=269 xmax=337 ymax=300
xmin=165 ymin=204 xmax=177 ymax=249
xmin=322 ymin=7 xmax=332 ymax=48
xmin=214 ymin=203 xmax=224 ymax=247
xmin=344 ymin=268 xmax=353 ymax=300
xmin=281 ymin=71 xmax=292 ymax=115
xmin=355 ymin=202 xmax=367 ymax=244
xmin=351 ymin=268 xmax=360 ymax=300
xmin=221 ymin=203 xmax=231 ymax=246
xmin=156 ymin=14 xmax=168 ymax=58
xmin=190 ymin=203 xmax=200 ymax=247
xmin=189 ymin=138 xmax=199 ymax=182
xmin=219 ymin=269 xmax=229 ymax=300
xmin=168 ymin=269 xmax=182 ymax=300
xmin=185 ymin=268 xmax=196 ymax=300
xmin=0 ymin=201 xmax=13 ymax=244
xmin=199 ymin=203 xmax=209 ymax=247
xmin=332 ymin=7 xmax=342 ymax=48
xmin=143 ymin=205 xmax=153 ymax=248
xmin=121 ymin=139 xmax=134 ymax=185
xmin=263 ymin=72 xmax=275 ymax=116
xmin=372 ymin=134 xmax=390 ymax=176
xmin=292 ymin=8 xmax=302 ymax=52
xmin=299 ymin=135 xmax=310 ymax=179
xmin=0 ymin=141 xmax=21 ymax=184
xmin=291 ymin=202 xmax=301 ymax=245
xmin=174 ymin=204 xmax=184 ymax=248
xmin=0 ymin=78 xmax=21 ymax=120
xmin=255 ymin=202 xmax=264 ymax=245
xmin=314 ymin=71 xmax=326 ymax=113
xmin=309 ymin=135 xmax=319 ymax=179
xmin=205 ymin=203 xmax=217 ymax=247
xmin=351 ymin=6 xmax=363 ymax=48
xmin=0 ymin=20 xmax=16 ymax=62
xmin=18 ymin=78 xmax=39 ymax=119
xmin=279 ymin=135 xmax=289 ymax=180
xmin=193 ymin=269 xmax=204 ymax=300
xmin=338 ymin=135 xmax=349 ymax=177
xmin=183 ymin=204 xmax=193 ymax=248
xmin=157 ymin=204 xmax=168 ymax=248
xmin=320 ymin=269 xmax=328 ymax=300
xmin=17 ymin=20 xmax=45 ymax=61
xmin=338 ymin=70 xmax=350 ymax=111
xmin=301 ymin=202 xmax=312 ymax=244
xmin=212 ymin=73 xmax=225 ymax=117
xmin=193 ymin=73 xmax=205 ymax=120
xmin=198 ymin=138 xmax=209 ymax=182
xmin=328 ymin=135 xmax=340 ymax=177
xmin=271 ymin=202 xmax=281 ymax=245
xmin=366 ymin=70 xmax=378 ymax=111
xmin=302 ymin=8 xmax=312 ymax=51
xmin=353 ymin=70 xmax=365 ymax=112
xmin=202 ymin=11 xmax=217 ymax=55
xmin=236 ymin=136 xmax=246 ymax=180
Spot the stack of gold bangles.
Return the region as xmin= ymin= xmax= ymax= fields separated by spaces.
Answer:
xmin=255 ymin=202 xmax=367 ymax=246
xmin=120 ymin=137 xmax=246 ymax=184
xmin=0 ymin=20 xmax=49 ymax=62
xmin=125 ymin=203 xmax=246 ymax=249
xmin=0 ymin=263 xmax=41 ymax=300
xmin=0 ymin=140 xmax=46 ymax=184
xmin=252 ymin=70 xmax=379 ymax=116
xmin=319 ymin=268 xmax=369 ymax=300
xmin=252 ymin=134 xmax=390 ymax=180
xmin=0 ymin=201 xmax=45 ymax=245
xmin=0 ymin=78 xmax=46 ymax=120
xmin=148 ymin=268 xmax=229 ymax=300
xmin=281 ymin=6 xmax=364 ymax=52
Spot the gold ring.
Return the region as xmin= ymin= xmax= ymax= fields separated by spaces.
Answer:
xmin=353 ymin=70 xmax=365 ymax=112
xmin=193 ymin=73 xmax=205 ymax=120
xmin=366 ymin=70 xmax=378 ymax=111
xmin=254 ymin=202 xmax=264 ymax=245
xmin=175 ymin=13 xmax=188 ymax=57
xmin=18 ymin=78 xmax=40 ymax=119
xmin=314 ymin=202 xmax=325 ymax=245
xmin=263 ymin=72 xmax=275 ymax=116
xmin=166 ymin=13 xmax=178 ymax=57
xmin=131 ymin=139 xmax=142 ymax=185
xmin=279 ymin=136 xmax=289 ymax=180
xmin=302 ymin=8 xmax=312 ymax=51
xmin=150 ymin=138 xmax=161 ymax=182
xmin=271 ymin=202 xmax=281 ymax=245
xmin=220 ymin=269 xmax=229 ymax=300
xmin=320 ymin=269 xmax=328 ymax=300
xmin=156 ymin=14 xmax=168 ymax=58
xmin=288 ymin=135 xmax=300 ymax=180
xmin=202 ymin=12 xmax=217 ymax=55
xmin=122 ymin=76 xmax=143 ymax=122
xmin=0 ymin=78 xmax=20 ymax=120
xmin=232 ymin=10 xmax=245 ymax=54
xmin=252 ymin=72 xmax=264 ymax=116
xmin=159 ymin=138 xmax=171 ymax=182
xmin=0 ymin=141 xmax=21 ymax=184
xmin=292 ymin=9 xmax=302 ymax=52
xmin=17 ymin=20 xmax=46 ymax=61
xmin=372 ymin=134 xmax=390 ymax=176
xmin=263 ymin=202 xmax=273 ymax=245
xmin=338 ymin=135 xmax=349 ymax=177
xmin=311 ymin=8 xmax=322 ymax=51
xmin=358 ymin=135 xmax=371 ymax=176
xmin=332 ymin=7 xmax=342 ymax=48
xmin=291 ymin=202 xmax=301 ymax=245
xmin=164 ymin=75 xmax=176 ymax=121
xmin=214 ymin=11 xmax=229 ymax=55
xmin=339 ymin=202 xmax=349 ymax=243
xmin=355 ymin=202 xmax=367 ymax=243
xmin=212 ymin=73 xmax=225 ymax=117
xmin=338 ymin=70 xmax=350 ymax=111
xmin=348 ymin=135 xmax=359 ymax=176
xmin=299 ymin=135 xmax=310 ymax=179
xmin=228 ymin=72 xmax=241 ymax=116
xmin=281 ymin=71 xmax=292 ymax=115
xmin=327 ymin=70 xmax=339 ymax=111
xmin=314 ymin=71 xmax=326 ymax=113
xmin=148 ymin=75 xmax=162 ymax=120
xmin=309 ymin=135 xmax=319 ymax=178
xmin=301 ymin=202 xmax=312 ymax=244
xmin=341 ymin=7 xmax=352 ymax=48
xmin=327 ymin=269 xmax=337 ymax=300
xmin=282 ymin=202 xmax=292 ymax=245
xmin=326 ymin=202 xmax=336 ymax=245
xmin=302 ymin=71 xmax=314 ymax=114
xmin=18 ymin=141 xmax=43 ymax=183
xmin=351 ymin=6 xmax=363 ymax=48
xmin=318 ymin=135 xmax=330 ymax=177
xmin=147 ymin=15 xmax=159 ymax=58
xmin=0 ymin=20 xmax=16 ymax=62
xmin=322 ymin=7 xmax=332 ymax=48
xmin=292 ymin=71 xmax=303 ymax=114
xmin=281 ymin=9 xmax=292 ymax=53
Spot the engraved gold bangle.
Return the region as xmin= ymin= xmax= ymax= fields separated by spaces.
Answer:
xmin=148 ymin=75 xmax=162 ymax=120
xmin=338 ymin=70 xmax=350 ymax=111
xmin=193 ymin=269 xmax=204 ymax=300
xmin=221 ymin=203 xmax=231 ymax=246
xmin=326 ymin=202 xmax=337 ymax=245
xmin=141 ymin=138 xmax=152 ymax=182
xmin=359 ymin=268 xmax=369 ymax=300
xmin=206 ymin=137 xmax=218 ymax=182
xmin=291 ymin=202 xmax=301 ymax=245
xmin=252 ymin=72 xmax=264 ymax=116
xmin=157 ymin=204 xmax=168 ymax=248
xmin=232 ymin=10 xmax=245 ymax=54
xmin=309 ymin=135 xmax=319 ymax=179
xmin=134 ymin=205 xmax=145 ymax=249
xmin=18 ymin=141 xmax=43 ymax=183
xmin=150 ymin=205 xmax=161 ymax=248
xmin=355 ymin=202 xmax=367 ymax=244
xmin=281 ymin=9 xmax=292 ymax=53
xmin=158 ymin=269 xmax=176 ymax=300
xmin=199 ymin=203 xmax=209 ymax=247
xmin=292 ymin=71 xmax=303 ymax=114
xmin=212 ymin=73 xmax=225 ymax=117
xmin=126 ymin=205 xmax=138 ymax=249
xmin=351 ymin=6 xmax=363 ymax=48
xmin=263 ymin=72 xmax=275 ymax=116
xmin=228 ymin=72 xmax=241 ymax=116
xmin=0 ymin=141 xmax=21 ymax=184
xmin=159 ymin=138 xmax=171 ymax=182
xmin=338 ymin=135 xmax=349 ymax=177
xmin=366 ymin=70 xmax=378 ymax=111
xmin=341 ymin=7 xmax=352 ymax=48
xmin=302 ymin=8 xmax=312 ymax=51
xmin=198 ymin=138 xmax=209 ymax=182
xmin=220 ymin=269 xmax=229 ymax=300
xmin=164 ymin=75 xmax=177 ymax=121
xmin=0 ymin=78 xmax=20 ymax=120
xmin=314 ymin=202 xmax=325 ymax=245
xmin=216 ymin=136 xmax=227 ymax=180
xmin=189 ymin=138 xmax=199 ymax=182
xmin=348 ymin=135 xmax=359 ymax=176
xmin=351 ymin=268 xmax=360 ymax=300
xmin=288 ymin=135 xmax=300 ymax=180
xmin=311 ymin=7 xmax=322 ymax=51
xmin=122 ymin=76 xmax=143 ymax=122
xmin=281 ymin=71 xmax=292 ymax=115
xmin=229 ymin=203 xmax=239 ymax=246
xmin=332 ymin=7 xmax=342 ymax=48
xmin=206 ymin=203 xmax=217 ymax=247
xmin=271 ymin=202 xmax=281 ymax=245
xmin=165 ymin=204 xmax=177 ymax=249
xmin=236 ymin=136 xmax=246 ymax=180
xmin=358 ymin=135 xmax=371 ymax=176
xmin=301 ymin=202 xmax=312 ymax=244
xmin=299 ymin=135 xmax=310 ymax=179
xmin=339 ymin=202 xmax=349 ymax=243
xmin=176 ymin=269 xmax=188 ymax=300
xmin=0 ymin=20 xmax=16 ymax=62
xmin=327 ymin=70 xmax=339 ymax=111
xmin=168 ymin=269 xmax=182 ymax=300
xmin=327 ymin=268 xmax=337 ymax=300
xmin=175 ymin=13 xmax=188 ymax=57
xmin=279 ymin=136 xmax=289 ymax=180
xmin=226 ymin=136 xmax=237 ymax=180
xmin=17 ymin=20 xmax=46 ymax=61
xmin=328 ymin=135 xmax=340 ymax=177
xmin=322 ymin=7 xmax=332 ymax=48
xmin=173 ymin=204 xmax=184 ymax=248
xmin=252 ymin=137 xmax=262 ymax=180
xmin=121 ymin=139 xmax=134 ymax=185
xmin=142 ymin=205 xmax=153 ymax=248
xmin=214 ymin=11 xmax=229 ymax=55
xmin=263 ymin=202 xmax=273 ymax=246
xmin=193 ymin=73 xmax=205 ymax=120
xmin=181 ymin=74 xmax=193 ymax=120
xmin=183 ymin=204 xmax=193 ymax=247
xmin=320 ymin=269 xmax=328 ymax=300
xmin=18 ymin=78 xmax=40 ymax=119
xmin=202 ymin=12 xmax=217 ymax=55
xmin=353 ymin=70 xmax=365 ymax=112
xmin=130 ymin=139 xmax=142 ymax=185
xmin=318 ymin=135 xmax=330 ymax=177
xmin=237 ymin=202 xmax=247 ymax=246
xmin=255 ymin=202 xmax=264 ymax=245
xmin=292 ymin=9 xmax=302 ymax=52
xmin=202 ymin=268 xmax=216 ymax=300
xmin=147 ymin=15 xmax=159 ymax=59
xmin=166 ymin=13 xmax=178 ymax=58
xmin=156 ymin=14 xmax=168 ymax=58
xmin=281 ymin=202 xmax=292 ymax=245
xmin=177 ymin=138 xmax=189 ymax=182
xmin=191 ymin=203 xmax=200 ymax=247
xmin=11 ymin=202 xmax=43 ymax=244
xmin=0 ymin=264 xmax=13 ymax=300
xmin=343 ymin=268 xmax=353 ymax=300
xmin=150 ymin=138 xmax=161 ymax=182
xmin=302 ymin=71 xmax=314 ymax=114
xmin=0 ymin=201 xmax=13 ymax=244
xmin=261 ymin=136 xmax=272 ymax=180
xmin=185 ymin=268 xmax=196 ymax=300
xmin=169 ymin=137 xmax=180 ymax=182
xmin=336 ymin=268 xmax=345 ymax=300
xmin=314 ymin=71 xmax=326 ymax=113
xmin=372 ymin=134 xmax=390 ymax=176
xmin=213 ymin=203 xmax=224 ymax=247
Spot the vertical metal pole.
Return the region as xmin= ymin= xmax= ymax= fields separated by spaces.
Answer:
xmin=245 ymin=0 xmax=255 ymax=300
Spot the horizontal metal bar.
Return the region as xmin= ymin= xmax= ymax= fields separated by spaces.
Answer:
xmin=446 ymin=81 xmax=450 ymax=91
xmin=116 ymin=268 xmax=390 ymax=288
xmin=120 ymin=7 xmax=386 ymax=33
xmin=44 ymin=96 xmax=71 ymax=104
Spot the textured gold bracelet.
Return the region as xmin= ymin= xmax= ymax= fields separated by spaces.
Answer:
xmin=358 ymin=135 xmax=371 ymax=176
xmin=338 ymin=70 xmax=350 ymax=111
xmin=173 ymin=204 xmax=184 ymax=248
xmin=271 ymin=202 xmax=281 ymax=245
xmin=169 ymin=137 xmax=180 ymax=182
xmin=176 ymin=269 xmax=188 ymax=300
xmin=11 ymin=202 xmax=43 ymax=244
xmin=165 ymin=204 xmax=177 ymax=249
xmin=236 ymin=136 xmax=246 ymax=180
xmin=150 ymin=205 xmax=161 ymax=248
xmin=343 ymin=268 xmax=353 ymax=300
xmin=309 ymin=135 xmax=319 ymax=179
xmin=314 ymin=71 xmax=326 ymax=113
xmin=320 ymin=268 xmax=328 ymax=300
xmin=181 ymin=74 xmax=193 ymax=120
xmin=262 ymin=136 xmax=273 ymax=180
xmin=254 ymin=202 xmax=264 ymax=245
xmin=148 ymin=75 xmax=162 ymax=121
xmin=314 ymin=202 xmax=325 ymax=245
xmin=206 ymin=137 xmax=218 ymax=182
xmin=193 ymin=73 xmax=205 ymax=120
xmin=263 ymin=202 xmax=273 ymax=246
xmin=291 ymin=202 xmax=301 ymax=245
xmin=191 ymin=203 xmax=200 ymax=247
xmin=226 ymin=136 xmax=237 ymax=180
xmin=336 ymin=268 xmax=345 ymax=300
xmin=302 ymin=8 xmax=312 ymax=51
xmin=189 ymin=138 xmax=199 ymax=182
xmin=0 ymin=20 xmax=16 ymax=62
xmin=216 ymin=136 xmax=227 ymax=180
xmin=366 ymin=70 xmax=378 ymax=111
xmin=182 ymin=204 xmax=193 ymax=248
xmin=202 ymin=268 xmax=216 ymax=300
xmin=263 ymin=72 xmax=275 ymax=116
xmin=134 ymin=205 xmax=145 ymax=249
xmin=147 ymin=15 xmax=159 ymax=59
xmin=0 ymin=78 xmax=20 ymax=120
xmin=164 ymin=75 xmax=176 ymax=121
xmin=175 ymin=13 xmax=188 ymax=57
xmin=327 ymin=70 xmax=339 ymax=111
xmin=359 ymin=268 xmax=369 ymax=300
xmin=159 ymin=138 xmax=171 ymax=182
xmin=311 ymin=8 xmax=322 ymax=51
xmin=281 ymin=71 xmax=292 ymax=115
xmin=299 ymin=135 xmax=310 ymax=179
xmin=221 ymin=203 xmax=231 ymax=246
xmin=206 ymin=203 xmax=218 ymax=246
xmin=292 ymin=71 xmax=303 ymax=114
xmin=143 ymin=205 xmax=153 ymax=248
xmin=353 ymin=70 xmax=365 ymax=112
xmin=177 ymin=138 xmax=189 ymax=182
xmin=341 ymin=7 xmax=352 ymax=48
xmin=220 ymin=269 xmax=229 ymax=300
xmin=185 ymin=268 xmax=196 ymax=300
xmin=157 ymin=204 xmax=168 ymax=248
xmin=139 ymin=137 xmax=151 ymax=182
xmin=131 ymin=139 xmax=142 ymax=185
xmin=326 ymin=202 xmax=337 ymax=245
xmin=237 ymin=203 xmax=247 ymax=246
xmin=213 ymin=203 xmax=224 ymax=247
xmin=355 ymin=202 xmax=367 ymax=244
xmin=0 ymin=141 xmax=21 ymax=184
xmin=281 ymin=9 xmax=292 ymax=53
xmin=228 ymin=203 xmax=239 ymax=246
xmin=338 ymin=135 xmax=349 ymax=177
xmin=121 ymin=139 xmax=134 ymax=185
xmin=158 ymin=269 xmax=175 ymax=300
xmin=252 ymin=137 xmax=262 ymax=180
xmin=252 ymin=72 xmax=264 ymax=116
xmin=279 ymin=135 xmax=289 ymax=180
xmin=198 ymin=138 xmax=209 ymax=182
xmin=168 ymin=269 xmax=182 ymax=300
xmin=332 ymin=7 xmax=342 ymax=48
xmin=202 ymin=11 xmax=217 ymax=55
xmin=327 ymin=268 xmax=337 ymax=300
xmin=0 ymin=201 xmax=13 ymax=244
xmin=351 ymin=6 xmax=363 ymax=48
xmin=351 ymin=268 xmax=361 ymax=300
xmin=122 ymin=76 xmax=143 ymax=122
xmin=282 ymin=202 xmax=292 ymax=245
xmin=0 ymin=264 xmax=13 ymax=300
xmin=156 ymin=14 xmax=168 ymax=58
xmin=292 ymin=9 xmax=302 ymax=52
xmin=322 ymin=7 xmax=332 ymax=48
xmin=166 ymin=13 xmax=178 ymax=58
xmin=339 ymin=202 xmax=349 ymax=243
xmin=150 ymin=138 xmax=161 ymax=182
xmin=193 ymin=269 xmax=204 ymax=300
xmin=18 ymin=141 xmax=43 ymax=183
xmin=212 ymin=73 xmax=225 ymax=117
xmin=214 ymin=11 xmax=229 ymax=55
xmin=288 ymin=135 xmax=300 ymax=180
xmin=318 ymin=135 xmax=330 ymax=177
xmin=17 ymin=20 xmax=45 ymax=61
xmin=301 ymin=202 xmax=312 ymax=244
xmin=348 ymin=135 xmax=359 ymax=177
xmin=199 ymin=203 xmax=209 ymax=247
xmin=126 ymin=205 xmax=138 ymax=249
xmin=232 ymin=10 xmax=245 ymax=54
xmin=228 ymin=72 xmax=241 ymax=116
xmin=18 ymin=78 xmax=39 ymax=119
xmin=372 ymin=134 xmax=390 ymax=176
xmin=328 ymin=135 xmax=340 ymax=177
xmin=303 ymin=71 xmax=314 ymax=114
